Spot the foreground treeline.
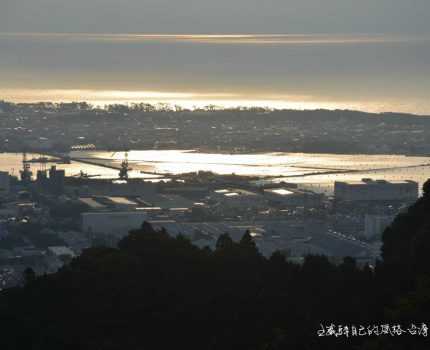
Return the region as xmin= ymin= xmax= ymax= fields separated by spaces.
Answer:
xmin=1 ymin=182 xmax=430 ymax=349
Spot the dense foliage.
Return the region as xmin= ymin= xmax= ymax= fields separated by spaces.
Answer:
xmin=1 ymin=182 xmax=430 ymax=349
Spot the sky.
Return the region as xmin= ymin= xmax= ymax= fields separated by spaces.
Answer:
xmin=1 ymin=0 xmax=429 ymax=114
xmin=1 ymin=0 xmax=430 ymax=35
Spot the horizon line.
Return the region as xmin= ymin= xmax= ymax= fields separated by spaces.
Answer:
xmin=1 ymin=32 xmax=428 ymax=44
xmin=1 ymin=99 xmax=428 ymax=118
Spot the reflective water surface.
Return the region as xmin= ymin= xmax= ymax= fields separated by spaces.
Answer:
xmin=1 ymin=33 xmax=430 ymax=114
xmin=3 ymin=151 xmax=429 ymax=194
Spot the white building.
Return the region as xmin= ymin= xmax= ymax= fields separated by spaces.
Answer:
xmin=264 ymin=188 xmax=324 ymax=207
xmin=334 ymin=179 xmax=418 ymax=202
xmin=79 ymin=197 xmax=107 ymax=210
xmin=213 ymin=188 xmax=266 ymax=209
xmin=364 ymin=215 xmax=395 ymax=239
xmin=82 ymin=211 xmax=147 ymax=236
xmin=0 ymin=172 xmax=10 ymax=196
xmin=105 ymin=196 xmax=138 ymax=210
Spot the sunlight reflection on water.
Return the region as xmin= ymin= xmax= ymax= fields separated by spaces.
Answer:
xmin=1 ymin=151 xmax=429 ymax=194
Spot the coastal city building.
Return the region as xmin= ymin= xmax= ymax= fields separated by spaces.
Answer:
xmin=264 ymin=187 xmax=324 ymax=208
xmin=0 ymin=171 xmax=10 ymax=196
xmin=0 ymin=105 xmax=428 ymax=288
xmin=334 ymin=179 xmax=419 ymax=203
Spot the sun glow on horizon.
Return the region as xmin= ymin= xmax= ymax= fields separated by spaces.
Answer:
xmin=1 ymin=88 xmax=428 ymax=115
xmin=1 ymin=32 xmax=428 ymax=45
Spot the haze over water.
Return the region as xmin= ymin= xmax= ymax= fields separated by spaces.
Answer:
xmin=1 ymin=33 xmax=430 ymax=114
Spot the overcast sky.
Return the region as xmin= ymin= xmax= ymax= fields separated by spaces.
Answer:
xmin=1 ymin=0 xmax=430 ymax=34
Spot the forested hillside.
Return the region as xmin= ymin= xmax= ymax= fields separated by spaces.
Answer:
xmin=1 ymin=182 xmax=429 ymax=350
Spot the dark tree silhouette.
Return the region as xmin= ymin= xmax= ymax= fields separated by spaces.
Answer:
xmin=23 ymin=267 xmax=36 ymax=285
xmin=215 ymin=233 xmax=234 ymax=250
xmin=1 ymin=181 xmax=430 ymax=350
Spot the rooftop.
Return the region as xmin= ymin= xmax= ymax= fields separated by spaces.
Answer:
xmin=79 ymin=197 xmax=106 ymax=209
xmin=215 ymin=188 xmax=258 ymax=197
xmin=336 ymin=179 xmax=417 ymax=185
xmin=107 ymin=197 xmax=138 ymax=206
xmin=82 ymin=211 xmax=148 ymax=217
xmin=265 ymin=188 xmax=295 ymax=196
